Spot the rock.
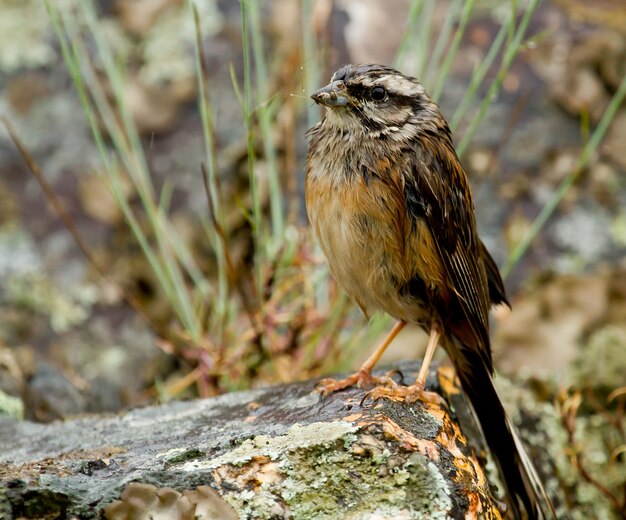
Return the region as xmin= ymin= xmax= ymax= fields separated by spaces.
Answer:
xmin=23 ymin=362 xmax=87 ymax=423
xmin=0 ymin=363 xmax=517 ymax=519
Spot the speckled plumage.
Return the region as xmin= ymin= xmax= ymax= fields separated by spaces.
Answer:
xmin=306 ymin=64 xmax=554 ymax=519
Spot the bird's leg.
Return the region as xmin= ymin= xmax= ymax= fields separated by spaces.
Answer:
xmin=412 ymin=322 xmax=441 ymax=394
xmin=316 ymin=320 xmax=406 ymax=396
xmin=367 ymin=322 xmax=445 ymax=405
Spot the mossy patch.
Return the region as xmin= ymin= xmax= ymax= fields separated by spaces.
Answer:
xmin=280 ymin=446 xmax=451 ymax=519
xmin=204 ymin=421 xmax=453 ymax=519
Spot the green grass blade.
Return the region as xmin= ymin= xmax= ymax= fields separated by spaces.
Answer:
xmin=301 ymin=0 xmax=321 ymax=130
xmin=415 ymin=0 xmax=436 ymax=79
xmin=502 ymin=72 xmax=626 ymax=278
xmin=431 ymin=0 xmax=476 ymax=102
xmin=240 ymin=0 xmax=263 ymax=297
xmin=394 ymin=0 xmax=425 ymax=69
xmin=247 ymin=0 xmax=284 ymax=242
xmin=190 ymin=0 xmax=228 ymax=327
xmin=423 ymin=0 xmax=462 ymax=88
xmin=449 ymin=16 xmax=509 ymax=132
xmin=455 ymin=0 xmax=539 ymax=156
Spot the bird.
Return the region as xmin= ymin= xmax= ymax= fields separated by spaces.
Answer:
xmin=305 ymin=63 xmax=555 ymax=519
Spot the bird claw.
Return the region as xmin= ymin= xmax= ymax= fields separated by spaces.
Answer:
xmin=316 ymin=370 xmax=445 ymax=408
xmin=315 ymin=370 xmax=401 ymax=397
xmin=366 ymin=381 xmax=446 ymax=407
xmin=315 ymin=374 xmax=361 ymax=396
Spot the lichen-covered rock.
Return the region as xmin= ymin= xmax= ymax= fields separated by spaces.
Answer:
xmin=3 ymin=361 xmax=622 ymax=518
xmin=0 ymin=364 xmax=506 ymax=519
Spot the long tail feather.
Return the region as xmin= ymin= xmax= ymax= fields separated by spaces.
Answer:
xmin=446 ymin=338 xmax=556 ymax=519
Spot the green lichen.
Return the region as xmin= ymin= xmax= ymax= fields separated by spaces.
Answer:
xmin=573 ymin=325 xmax=626 ymax=390
xmin=180 ymin=421 xmax=359 ymax=471
xmin=164 ymin=448 xmax=206 ymax=465
xmin=0 ymin=388 xmax=24 ymax=419
xmin=279 ymin=449 xmax=452 ymax=520
xmin=139 ymin=1 xmax=222 ymax=85
xmin=6 ymin=272 xmax=97 ymax=333
xmin=193 ymin=421 xmax=454 ymax=519
xmin=9 ymin=489 xmax=71 ymax=519
xmin=496 ymin=374 xmax=626 ymax=519
xmin=0 ymin=0 xmax=57 ymax=72
xmin=610 ymin=211 xmax=626 ymax=247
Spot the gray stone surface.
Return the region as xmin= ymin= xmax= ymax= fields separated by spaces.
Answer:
xmin=0 ymin=364 xmax=505 ymax=519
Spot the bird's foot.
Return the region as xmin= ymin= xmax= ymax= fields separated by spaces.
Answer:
xmin=316 ymin=370 xmax=398 ymax=397
xmin=366 ymin=380 xmax=446 ymax=407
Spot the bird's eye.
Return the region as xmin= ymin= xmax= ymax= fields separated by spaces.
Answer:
xmin=370 ymin=86 xmax=387 ymax=101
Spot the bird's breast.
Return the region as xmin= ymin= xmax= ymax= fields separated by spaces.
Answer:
xmin=305 ymin=164 xmax=434 ymax=323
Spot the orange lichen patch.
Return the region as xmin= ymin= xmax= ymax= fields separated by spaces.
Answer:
xmin=435 ymin=411 xmax=499 ymax=518
xmin=254 ymin=461 xmax=283 ymax=486
xmin=465 ymin=489 xmax=503 ymax=520
xmin=358 ymin=414 xmax=441 ymax=461
xmin=350 ymin=433 xmax=387 ymax=458
xmin=365 ymin=391 xmax=448 ymax=422
xmin=422 ymin=400 xmax=448 ymax=422
xmin=438 ymin=366 xmax=462 ymax=397
xmin=212 ymin=455 xmax=282 ymax=492
xmin=246 ymin=401 xmax=262 ymax=411
xmin=342 ymin=413 xmax=364 ymax=422
xmin=468 ymin=454 xmax=491 ymax=491
xmin=437 ymin=430 xmax=466 ymax=459
xmin=244 ymin=415 xmax=257 ymax=422
xmin=436 ymin=415 xmax=469 ymax=463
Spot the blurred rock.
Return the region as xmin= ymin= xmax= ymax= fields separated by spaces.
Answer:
xmin=529 ymin=14 xmax=625 ymax=122
xmin=122 ymin=75 xmax=196 ymax=134
xmin=114 ymin=0 xmax=181 ymax=37
xmin=555 ymin=0 xmax=626 ymax=33
xmin=0 ymin=345 xmax=25 ymax=399
xmin=336 ymin=0 xmax=408 ymax=66
xmin=494 ymin=268 xmax=625 ymax=383
xmin=0 ymin=388 xmax=23 ymax=420
xmin=24 ymin=362 xmax=87 ymax=422
xmin=0 ymin=0 xmax=56 ymax=72
xmin=5 ymin=72 xmax=51 ymax=114
xmin=48 ymin=316 xmax=166 ymax=412
xmin=553 ymin=206 xmax=613 ymax=265
xmin=0 ymin=364 xmax=551 ymax=519
xmin=573 ymin=325 xmax=626 ymax=391
xmin=78 ymin=171 xmax=132 ymax=225
xmin=603 ymin=110 xmax=626 ymax=171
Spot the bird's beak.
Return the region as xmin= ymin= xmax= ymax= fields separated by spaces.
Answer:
xmin=311 ymin=80 xmax=349 ymax=107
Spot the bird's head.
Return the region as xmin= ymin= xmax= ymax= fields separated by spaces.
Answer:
xmin=311 ymin=64 xmax=442 ymax=140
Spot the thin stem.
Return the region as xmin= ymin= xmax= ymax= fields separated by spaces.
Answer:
xmin=240 ymin=0 xmax=263 ymax=298
xmin=502 ymin=72 xmax=626 ymax=278
xmin=248 ymin=0 xmax=284 ymax=242
xmin=190 ymin=0 xmax=228 ymax=328
xmin=394 ymin=0 xmax=425 ymax=69
xmin=455 ymin=0 xmax=539 ymax=156
xmin=431 ymin=0 xmax=475 ymax=102
xmin=423 ymin=0 xmax=462 ymax=89
xmin=450 ymin=17 xmax=509 ymax=132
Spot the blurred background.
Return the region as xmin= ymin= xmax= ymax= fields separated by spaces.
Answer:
xmin=0 ymin=0 xmax=624 ymax=427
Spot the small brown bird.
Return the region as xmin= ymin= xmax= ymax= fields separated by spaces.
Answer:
xmin=305 ymin=64 xmax=555 ymax=519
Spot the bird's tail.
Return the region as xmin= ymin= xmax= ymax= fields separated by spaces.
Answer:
xmin=445 ymin=337 xmax=556 ymax=520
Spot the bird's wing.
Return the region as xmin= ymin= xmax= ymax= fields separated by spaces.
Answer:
xmin=480 ymin=239 xmax=510 ymax=308
xmin=403 ymin=132 xmax=493 ymax=370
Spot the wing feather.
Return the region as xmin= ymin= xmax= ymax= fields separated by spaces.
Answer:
xmin=404 ymin=133 xmax=494 ymax=370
